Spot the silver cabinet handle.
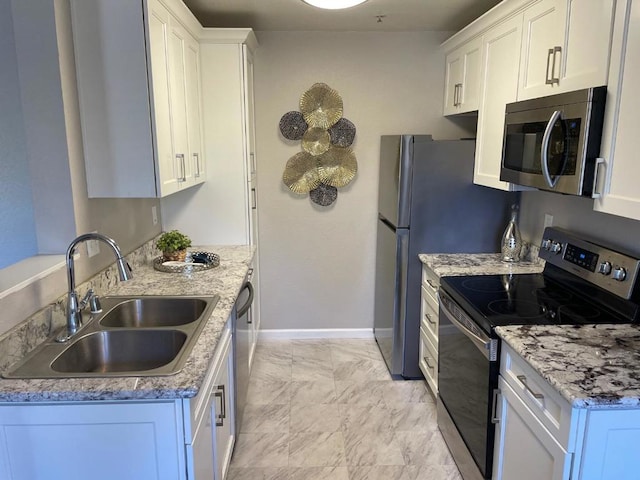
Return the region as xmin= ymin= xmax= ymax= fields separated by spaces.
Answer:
xmin=214 ymin=384 xmax=226 ymax=427
xmin=456 ymin=83 xmax=463 ymax=106
xmin=176 ymin=154 xmax=186 ymax=182
xmin=250 ymin=152 xmax=256 ymax=173
xmin=550 ymin=46 xmax=561 ymax=85
xmin=591 ymin=157 xmax=606 ymax=199
xmin=194 ymin=153 xmax=200 ymax=178
xmin=517 ymin=375 xmax=544 ymax=400
xmin=424 ymin=356 xmax=435 ymax=370
xmin=491 ymin=388 xmax=501 ymax=424
xmin=541 ymin=110 xmax=562 ymax=188
xmin=545 ymin=48 xmax=554 ymax=85
xmin=425 ymin=312 xmax=436 ymax=325
xmin=426 ymin=279 xmax=438 ymax=290
xmin=251 ymin=187 xmax=257 ymax=210
xmin=453 ymin=83 xmax=463 ymax=106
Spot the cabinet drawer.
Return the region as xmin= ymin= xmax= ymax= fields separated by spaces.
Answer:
xmin=419 ymin=326 xmax=438 ymax=395
xmin=501 ymin=343 xmax=573 ymax=449
xmin=420 ymin=289 xmax=439 ymax=345
xmin=421 ymin=267 xmax=439 ymax=306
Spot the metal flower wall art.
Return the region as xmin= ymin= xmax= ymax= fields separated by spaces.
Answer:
xmin=280 ymin=83 xmax=357 ymax=207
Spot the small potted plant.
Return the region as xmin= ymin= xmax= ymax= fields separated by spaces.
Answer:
xmin=156 ymin=230 xmax=192 ymax=262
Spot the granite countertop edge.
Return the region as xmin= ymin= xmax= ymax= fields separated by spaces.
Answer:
xmin=418 ymin=252 xmax=545 ymax=277
xmin=497 ymin=325 xmax=640 ymax=409
xmin=0 ymin=245 xmax=254 ymax=403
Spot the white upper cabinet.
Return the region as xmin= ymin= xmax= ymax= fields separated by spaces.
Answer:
xmin=443 ymin=37 xmax=483 ymax=115
xmin=518 ymin=0 xmax=615 ymax=101
xmin=70 ymin=0 xmax=205 ymax=198
xmin=595 ymin=0 xmax=640 ymax=221
xmin=474 ymin=15 xmax=524 ymax=191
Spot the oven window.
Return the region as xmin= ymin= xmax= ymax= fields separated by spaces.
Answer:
xmin=503 ymin=118 xmax=580 ymax=176
xmin=438 ymin=311 xmax=497 ymax=478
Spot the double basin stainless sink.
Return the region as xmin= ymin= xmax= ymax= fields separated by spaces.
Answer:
xmin=3 ymin=295 xmax=219 ymax=379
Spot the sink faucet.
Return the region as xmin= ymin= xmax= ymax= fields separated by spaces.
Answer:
xmin=56 ymin=233 xmax=133 ymax=342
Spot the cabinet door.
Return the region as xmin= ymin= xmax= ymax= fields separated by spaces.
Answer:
xmin=493 ymin=377 xmax=573 ymax=480
xmin=213 ymin=335 xmax=235 ymax=480
xmin=443 ymin=50 xmax=463 ymax=115
xmin=559 ymin=0 xmax=614 ymax=92
xmin=519 ymin=0 xmax=614 ymax=101
xmin=0 ymin=401 xmax=185 ymax=480
xmin=147 ymin=0 xmax=180 ymax=197
xmin=577 ymin=409 xmax=640 ymax=480
xmin=168 ymin=21 xmax=193 ymax=189
xmin=518 ymin=0 xmax=566 ymax=100
xmin=185 ymin=35 xmax=205 ymax=185
xmin=443 ymin=38 xmax=482 ymax=115
xmin=594 ymin=0 xmax=640 ymax=221
xmin=474 ymin=15 xmax=524 ymax=191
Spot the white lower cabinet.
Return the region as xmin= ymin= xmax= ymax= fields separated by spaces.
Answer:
xmin=0 ymin=320 xmax=235 ymax=480
xmin=494 ymin=343 xmax=640 ymax=480
xmin=186 ymin=325 xmax=235 ymax=480
xmin=419 ymin=265 xmax=440 ymax=395
xmin=0 ymin=401 xmax=186 ymax=480
xmin=493 ymin=377 xmax=572 ymax=480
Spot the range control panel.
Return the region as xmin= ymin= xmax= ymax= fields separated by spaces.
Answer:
xmin=539 ymin=227 xmax=640 ymax=300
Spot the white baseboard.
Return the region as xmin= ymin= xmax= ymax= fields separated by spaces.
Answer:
xmin=259 ymin=328 xmax=374 ymax=340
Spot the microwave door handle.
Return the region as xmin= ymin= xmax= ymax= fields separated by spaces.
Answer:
xmin=541 ymin=110 xmax=562 ymax=188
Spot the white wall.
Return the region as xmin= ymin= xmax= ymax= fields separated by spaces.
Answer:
xmin=254 ymin=31 xmax=475 ymax=330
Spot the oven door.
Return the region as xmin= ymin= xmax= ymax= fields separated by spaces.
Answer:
xmin=501 ymin=102 xmax=592 ymax=196
xmin=437 ymin=290 xmax=499 ymax=480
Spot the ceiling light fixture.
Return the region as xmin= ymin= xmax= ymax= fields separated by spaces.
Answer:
xmin=302 ymin=0 xmax=368 ymax=10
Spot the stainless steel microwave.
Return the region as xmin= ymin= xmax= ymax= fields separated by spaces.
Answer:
xmin=500 ymin=87 xmax=607 ymax=196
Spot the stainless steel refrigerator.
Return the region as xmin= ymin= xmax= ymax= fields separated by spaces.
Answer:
xmin=374 ymin=135 xmax=512 ymax=378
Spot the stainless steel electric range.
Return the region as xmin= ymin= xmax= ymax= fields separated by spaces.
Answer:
xmin=436 ymin=227 xmax=640 ymax=480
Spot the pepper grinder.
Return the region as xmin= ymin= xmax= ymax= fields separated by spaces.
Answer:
xmin=501 ymin=203 xmax=522 ymax=263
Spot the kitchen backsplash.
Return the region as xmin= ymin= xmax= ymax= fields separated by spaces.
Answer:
xmin=0 ymin=238 xmax=159 ymax=373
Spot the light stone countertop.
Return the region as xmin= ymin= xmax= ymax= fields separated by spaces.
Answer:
xmin=497 ymin=324 xmax=640 ymax=409
xmin=419 ymin=253 xmax=544 ymax=277
xmin=0 ymin=245 xmax=254 ymax=402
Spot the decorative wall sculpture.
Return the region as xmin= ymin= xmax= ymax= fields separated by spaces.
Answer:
xmin=280 ymin=83 xmax=357 ymax=207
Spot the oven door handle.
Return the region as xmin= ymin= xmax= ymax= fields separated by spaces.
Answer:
xmin=438 ymin=291 xmax=494 ymax=361
xmin=541 ymin=110 xmax=562 ymax=189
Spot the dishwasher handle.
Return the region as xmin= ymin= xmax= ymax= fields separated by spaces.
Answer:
xmin=236 ymin=281 xmax=254 ymax=319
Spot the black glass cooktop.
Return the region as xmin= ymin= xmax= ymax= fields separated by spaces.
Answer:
xmin=440 ymin=271 xmax=636 ymax=335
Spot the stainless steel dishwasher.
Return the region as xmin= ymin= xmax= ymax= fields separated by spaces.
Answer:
xmin=233 ymin=272 xmax=254 ymax=436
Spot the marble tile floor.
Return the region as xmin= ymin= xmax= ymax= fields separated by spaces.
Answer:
xmin=228 ymin=338 xmax=462 ymax=480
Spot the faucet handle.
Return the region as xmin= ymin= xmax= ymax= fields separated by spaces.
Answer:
xmin=79 ymin=288 xmax=102 ymax=313
xmin=89 ymin=294 xmax=102 ymax=314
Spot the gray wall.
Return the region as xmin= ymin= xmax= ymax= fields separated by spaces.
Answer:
xmin=520 ymin=190 xmax=640 ymax=254
xmin=254 ymin=30 xmax=475 ymax=331
xmin=0 ymin=0 xmax=38 ymax=268
xmin=0 ymin=0 xmax=161 ymax=336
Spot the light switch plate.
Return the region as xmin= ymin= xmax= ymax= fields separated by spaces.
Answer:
xmin=544 ymin=213 xmax=554 ymax=229
xmin=87 ymin=239 xmax=100 ymax=257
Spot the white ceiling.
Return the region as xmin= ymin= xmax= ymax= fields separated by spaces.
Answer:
xmin=183 ymin=0 xmax=502 ymax=32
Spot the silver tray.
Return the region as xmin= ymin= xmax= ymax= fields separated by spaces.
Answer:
xmin=153 ymin=251 xmax=220 ymax=273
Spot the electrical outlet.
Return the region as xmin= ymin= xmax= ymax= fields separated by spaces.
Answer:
xmin=152 ymin=206 xmax=158 ymax=226
xmin=544 ymin=214 xmax=554 ymax=229
xmin=87 ymin=231 xmax=100 ymax=258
